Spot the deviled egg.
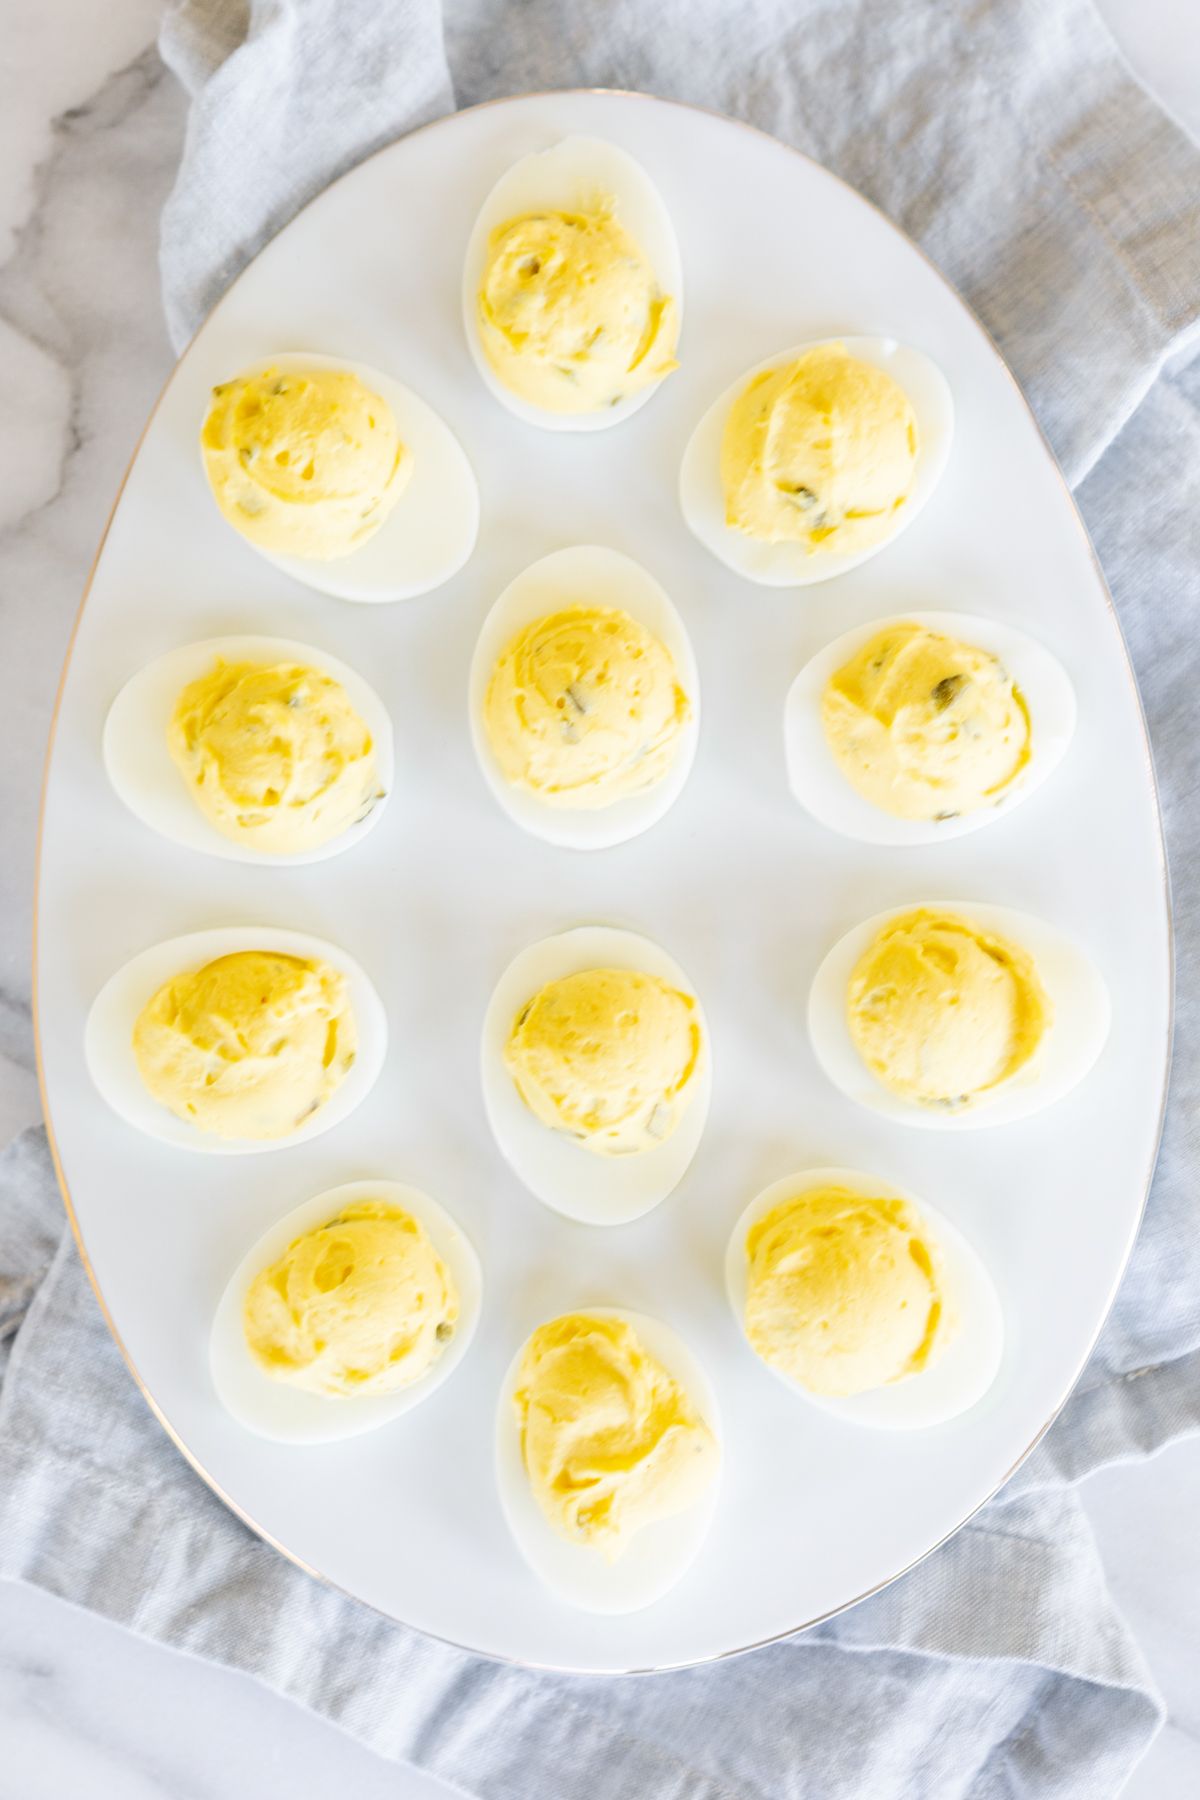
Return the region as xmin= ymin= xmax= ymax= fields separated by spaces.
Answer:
xmin=210 ymin=1179 xmax=482 ymax=1443
xmin=85 ymin=926 xmax=386 ymax=1154
xmin=680 ymin=336 xmax=953 ymax=586
xmin=199 ymin=353 xmax=478 ymax=600
xmin=462 ymin=137 xmax=682 ymax=430
xmin=725 ymin=1168 xmax=1003 ymax=1429
xmin=103 ymin=635 xmax=393 ymax=864
xmin=809 ymin=903 xmax=1110 ymax=1128
xmin=480 ymin=926 xmax=711 ymax=1223
xmin=495 ymin=1308 xmax=720 ymax=1612
xmin=468 ymin=545 xmax=700 ymax=849
xmin=784 ymin=612 xmax=1077 ymax=845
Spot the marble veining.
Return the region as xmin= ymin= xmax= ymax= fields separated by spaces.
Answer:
xmin=0 ymin=2 xmax=1197 ymax=1795
xmin=0 ymin=29 xmax=181 ymax=1148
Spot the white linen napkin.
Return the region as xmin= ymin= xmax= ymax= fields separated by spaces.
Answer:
xmin=4 ymin=2 xmax=1200 ymax=1794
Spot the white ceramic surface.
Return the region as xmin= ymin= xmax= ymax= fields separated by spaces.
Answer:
xmin=35 ymin=90 xmax=1170 ymax=1674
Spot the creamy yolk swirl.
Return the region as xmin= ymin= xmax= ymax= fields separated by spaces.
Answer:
xmin=169 ymin=658 xmax=380 ymax=853
xmin=478 ymin=201 xmax=678 ymax=413
xmin=514 ymin=1312 xmax=718 ymax=1559
xmin=744 ymin=1185 xmax=947 ymax=1396
xmin=483 ymin=605 xmax=690 ymax=808
xmin=847 ymin=909 xmax=1050 ymax=1109
xmin=822 ymin=624 xmax=1031 ymax=820
xmin=132 ymin=950 xmax=356 ymax=1139
xmin=201 ymin=365 xmax=409 ymax=560
xmin=721 ymin=343 xmax=917 ymax=555
xmin=244 ymin=1200 xmax=457 ymax=1397
xmin=504 ymin=967 xmax=703 ymax=1156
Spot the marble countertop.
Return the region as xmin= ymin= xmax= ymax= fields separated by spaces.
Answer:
xmin=1 ymin=3 xmax=1197 ymax=1794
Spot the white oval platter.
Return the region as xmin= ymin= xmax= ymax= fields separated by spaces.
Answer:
xmin=35 ymin=90 xmax=1169 ymax=1673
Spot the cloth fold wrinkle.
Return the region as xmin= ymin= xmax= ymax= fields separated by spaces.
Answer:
xmin=159 ymin=0 xmax=454 ymax=343
xmin=7 ymin=2 xmax=1200 ymax=1796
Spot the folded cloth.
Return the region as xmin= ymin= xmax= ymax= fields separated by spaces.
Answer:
xmin=5 ymin=2 xmax=1200 ymax=1795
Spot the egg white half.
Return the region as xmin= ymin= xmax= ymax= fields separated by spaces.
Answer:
xmin=198 ymin=353 xmax=479 ymax=602
xmin=495 ymin=1307 xmax=721 ymax=1613
xmin=85 ymin=925 xmax=388 ymax=1155
xmin=103 ymin=634 xmax=395 ymax=865
xmin=784 ymin=611 xmax=1077 ymax=846
xmin=808 ymin=902 xmax=1111 ymax=1130
xmin=679 ymin=336 xmax=953 ymax=587
xmin=467 ymin=545 xmax=701 ymax=850
xmin=461 ymin=136 xmax=683 ymax=433
xmin=210 ymin=1178 xmax=483 ymax=1444
xmin=480 ymin=926 xmax=712 ymax=1224
xmin=725 ymin=1167 xmax=1004 ymax=1429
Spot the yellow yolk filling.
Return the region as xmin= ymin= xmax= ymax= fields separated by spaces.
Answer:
xmin=504 ymin=967 xmax=703 ymax=1156
xmin=847 ymin=909 xmax=1051 ymax=1109
xmin=822 ymin=624 xmax=1031 ymax=821
xmin=721 ymin=343 xmax=917 ymax=555
xmin=514 ymin=1313 xmax=718 ymax=1559
xmin=168 ymin=659 xmax=381 ymax=853
xmin=201 ymin=365 xmax=409 ymax=560
xmin=745 ymin=1186 xmax=946 ymax=1396
xmin=478 ymin=202 xmax=678 ymax=413
xmin=132 ymin=950 xmax=356 ymax=1139
xmin=243 ymin=1200 xmax=457 ymax=1397
xmin=483 ymin=606 xmax=690 ymax=808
